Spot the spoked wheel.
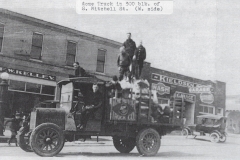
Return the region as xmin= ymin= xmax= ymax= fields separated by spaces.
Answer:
xmin=181 ymin=129 xmax=189 ymax=137
xmin=210 ymin=132 xmax=220 ymax=143
xmin=113 ymin=136 xmax=135 ymax=153
xmin=136 ymin=128 xmax=161 ymax=156
xmin=17 ymin=126 xmax=32 ymax=152
xmin=30 ymin=123 xmax=65 ymax=157
xmin=219 ymin=133 xmax=227 ymax=143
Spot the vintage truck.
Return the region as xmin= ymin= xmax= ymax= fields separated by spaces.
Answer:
xmin=17 ymin=77 xmax=185 ymax=157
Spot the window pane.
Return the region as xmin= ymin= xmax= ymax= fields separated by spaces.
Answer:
xmin=67 ymin=41 xmax=76 ymax=55
xmin=204 ymin=107 xmax=208 ymax=113
xmin=66 ymin=54 xmax=75 ymax=66
xmin=209 ymin=107 xmax=213 ymax=114
xmin=26 ymin=82 xmax=41 ymax=93
xmin=97 ymin=50 xmax=106 ymax=62
xmin=9 ymin=80 xmax=25 ymax=91
xmin=42 ymin=85 xmax=55 ymax=95
xmin=32 ymin=33 xmax=43 ymax=47
xmin=30 ymin=46 xmax=42 ymax=59
xmin=96 ymin=61 xmax=104 ymax=72
xmin=0 ymin=24 xmax=4 ymax=37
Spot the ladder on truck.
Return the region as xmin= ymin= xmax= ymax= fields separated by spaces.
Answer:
xmin=172 ymin=94 xmax=185 ymax=126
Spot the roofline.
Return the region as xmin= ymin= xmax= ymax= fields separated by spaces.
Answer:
xmin=0 ymin=9 xmax=122 ymax=48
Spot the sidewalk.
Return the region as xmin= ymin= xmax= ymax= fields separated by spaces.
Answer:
xmin=0 ymin=130 xmax=11 ymax=143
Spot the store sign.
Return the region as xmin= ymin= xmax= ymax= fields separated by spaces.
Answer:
xmin=189 ymin=86 xmax=214 ymax=93
xmin=200 ymin=93 xmax=214 ymax=104
xmin=0 ymin=67 xmax=56 ymax=81
xmin=111 ymin=98 xmax=136 ymax=121
xmin=152 ymin=82 xmax=170 ymax=95
xmin=152 ymin=73 xmax=201 ymax=88
xmin=175 ymin=91 xmax=196 ymax=102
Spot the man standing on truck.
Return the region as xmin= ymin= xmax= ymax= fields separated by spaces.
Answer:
xmin=123 ymin=33 xmax=136 ymax=61
xmin=73 ymin=62 xmax=86 ymax=77
xmin=133 ymin=40 xmax=146 ymax=79
xmin=117 ymin=46 xmax=132 ymax=82
xmin=77 ymin=84 xmax=103 ymax=130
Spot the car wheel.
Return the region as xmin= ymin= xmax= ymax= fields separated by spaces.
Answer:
xmin=136 ymin=128 xmax=161 ymax=156
xmin=219 ymin=133 xmax=227 ymax=143
xmin=210 ymin=132 xmax=220 ymax=143
xmin=181 ymin=129 xmax=189 ymax=136
xmin=17 ymin=126 xmax=32 ymax=152
xmin=30 ymin=123 xmax=65 ymax=157
xmin=113 ymin=136 xmax=135 ymax=153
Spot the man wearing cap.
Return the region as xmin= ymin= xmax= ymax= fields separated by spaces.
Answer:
xmin=77 ymin=84 xmax=103 ymax=130
xmin=133 ymin=40 xmax=146 ymax=79
xmin=123 ymin=33 xmax=136 ymax=61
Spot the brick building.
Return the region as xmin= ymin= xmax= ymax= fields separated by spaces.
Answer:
xmin=141 ymin=62 xmax=226 ymax=125
xmin=0 ymin=9 xmax=121 ymax=116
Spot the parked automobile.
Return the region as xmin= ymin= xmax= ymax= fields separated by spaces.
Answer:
xmin=182 ymin=114 xmax=227 ymax=143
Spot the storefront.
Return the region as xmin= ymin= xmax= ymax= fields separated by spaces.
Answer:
xmin=141 ymin=64 xmax=226 ymax=125
xmin=0 ymin=67 xmax=57 ymax=117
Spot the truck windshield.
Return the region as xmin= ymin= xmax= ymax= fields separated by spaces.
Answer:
xmin=60 ymin=82 xmax=73 ymax=112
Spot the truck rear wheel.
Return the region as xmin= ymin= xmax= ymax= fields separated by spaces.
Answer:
xmin=30 ymin=123 xmax=64 ymax=157
xmin=113 ymin=136 xmax=135 ymax=153
xmin=136 ymin=128 xmax=161 ymax=156
xmin=17 ymin=126 xmax=32 ymax=152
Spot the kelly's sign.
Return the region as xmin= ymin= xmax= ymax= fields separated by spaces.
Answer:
xmin=0 ymin=67 xmax=56 ymax=81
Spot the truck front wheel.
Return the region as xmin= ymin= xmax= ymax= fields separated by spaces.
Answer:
xmin=136 ymin=128 xmax=161 ymax=156
xmin=17 ymin=126 xmax=32 ymax=152
xmin=30 ymin=123 xmax=65 ymax=157
xmin=113 ymin=136 xmax=135 ymax=153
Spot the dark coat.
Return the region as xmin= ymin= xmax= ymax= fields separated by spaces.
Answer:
xmin=5 ymin=118 xmax=22 ymax=132
xmin=123 ymin=39 xmax=136 ymax=58
xmin=75 ymin=66 xmax=86 ymax=77
xmin=134 ymin=45 xmax=146 ymax=66
xmin=117 ymin=53 xmax=131 ymax=67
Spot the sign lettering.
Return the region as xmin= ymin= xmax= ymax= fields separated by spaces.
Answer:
xmin=175 ymin=91 xmax=196 ymax=102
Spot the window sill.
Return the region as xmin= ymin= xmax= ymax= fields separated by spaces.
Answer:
xmin=64 ymin=65 xmax=74 ymax=69
xmin=95 ymin=72 xmax=106 ymax=75
xmin=30 ymin=58 xmax=43 ymax=63
xmin=199 ymin=112 xmax=214 ymax=115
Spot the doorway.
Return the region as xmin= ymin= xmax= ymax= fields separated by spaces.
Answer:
xmin=184 ymin=101 xmax=195 ymax=125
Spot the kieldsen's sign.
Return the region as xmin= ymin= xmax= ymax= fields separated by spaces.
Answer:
xmin=151 ymin=73 xmax=214 ymax=93
xmin=0 ymin=67 xmax=56 ymax=81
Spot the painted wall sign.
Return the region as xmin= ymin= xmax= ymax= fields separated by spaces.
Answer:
xmin=152 ymin=73 xmax=202 ymax=88
xmin=175 ymin=91 xmax=196 ymax=102
xmin=0 ymin=67 xmax=56 ymax=81
xmin=200 ymin=93 xmax=214 ymax=104
xmin=152 ymin=82 xmax=170 ymax=95
xmin=189 ymin=86 xmax=214 ymax=93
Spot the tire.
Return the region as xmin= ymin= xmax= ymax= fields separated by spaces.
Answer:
xmin=219 ymin=133 xmax=227 ymax=143
xmin=17 ymin=126 xmax=32 ymax=152
xmin=113 ymin=136 xmax=135 ymax=153
xmin=136 ymin=128 xmax=161 ymax=156
xmin=181 ymin=129 xmax=189 ymax=136
xmin=30 ymin=123 xmax=65 ymax=157
xmin=210 ymin=132 xmax=220 ymax=143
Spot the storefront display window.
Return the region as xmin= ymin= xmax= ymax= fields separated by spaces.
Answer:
xmin=201 ymin=105 xmax=215 ymax=114
xmin=9 ymin=80 xmax=25 ymax=91
xmin=26 ymin=82 xmax=41 ymax=93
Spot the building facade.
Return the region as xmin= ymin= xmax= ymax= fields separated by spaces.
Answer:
xmin=0 ymin=9 xmax=121 ymax=116
xmin=141 ymin=62 xmax=226 ymax=125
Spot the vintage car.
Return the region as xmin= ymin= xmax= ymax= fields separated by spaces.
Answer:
xmin=181 ymin=114 xmax=227 ymax=143
xmin=17 ymin=77 xmax=185 ymax=157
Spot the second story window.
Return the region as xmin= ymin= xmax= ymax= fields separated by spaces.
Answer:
xmin=96 ymin=49 xmax=106 ymax=73
xmin=30 ymin=32 xmax=43 ymax=60
xmin=0 ymin=23 xmax=4 ymax=52
xmin=66 ymin=41 xmax=76 ymax=66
